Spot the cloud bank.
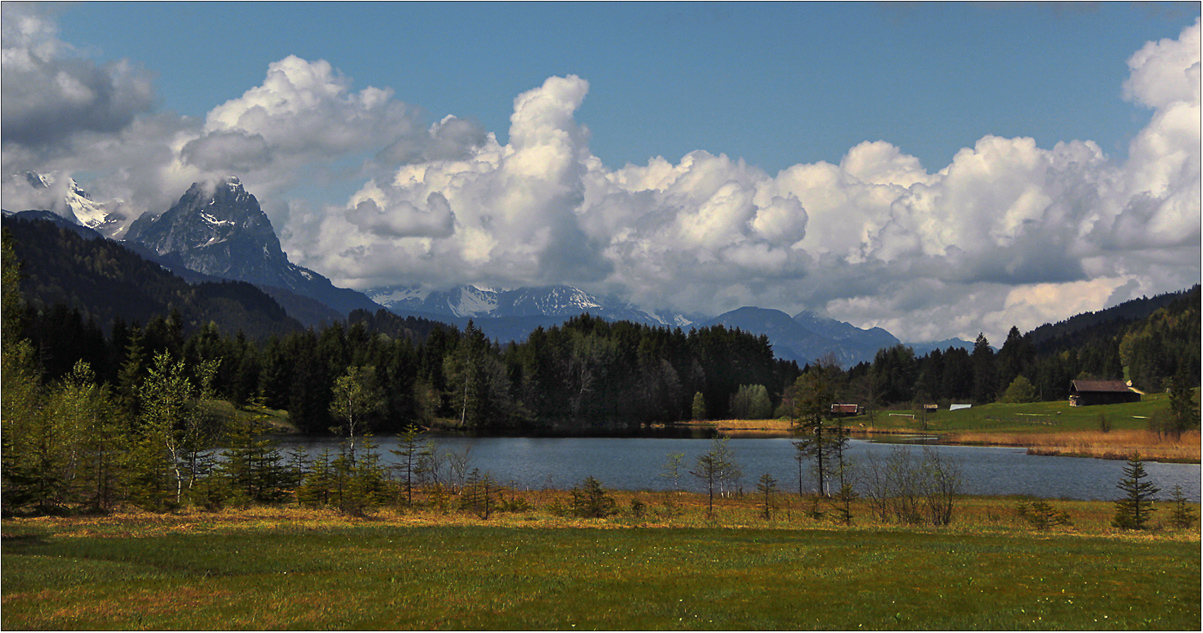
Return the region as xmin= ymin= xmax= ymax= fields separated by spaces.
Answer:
xmin=2 ymin=6 xmax=1198 ymax=343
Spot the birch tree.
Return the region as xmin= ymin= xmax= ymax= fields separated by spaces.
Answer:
xmin=329 ymin=365 xmax=384 ymax=466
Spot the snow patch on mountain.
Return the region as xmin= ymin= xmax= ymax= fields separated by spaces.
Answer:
xmin=20 ymin=171 xmax=128 ymax=237
xmin=367 ymin=284 xmax=432 ymax=306
xmin=447 ymin=285 xmax=499 ymax=318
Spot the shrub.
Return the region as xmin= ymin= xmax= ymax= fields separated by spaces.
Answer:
xmin=1000 ymin=375 xmax=1037 ymax=404
xmin=629 ymin=498 xmax=646 ymax=518
xmin=570 ymin=476 xmax=617 ymax=518
xmin=1167 ymin=485 xmax=1196 ymax=530
xmin=1016 ymin=499 xmax=1073 ymax=531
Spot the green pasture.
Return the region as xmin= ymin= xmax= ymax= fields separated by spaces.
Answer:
xmin=864 ymin=391 xmax=1172 ymax=434
xmin=3 ymin=521 xmax=1198 ymax=630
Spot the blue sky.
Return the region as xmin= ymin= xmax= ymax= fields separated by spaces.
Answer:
xmin=3 ymin=2 xmax=1200 ymax=342
xmin=55 ymin=2 xmax=1195 ymax=172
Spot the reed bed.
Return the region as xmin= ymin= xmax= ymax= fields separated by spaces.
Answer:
xmin=676 ymin=418 xmax=794 ymax=437
xmin=942 ymin=429 xmax=1200 ymax=462
xmin=9 ymin=488 xmax=1197 ymax=538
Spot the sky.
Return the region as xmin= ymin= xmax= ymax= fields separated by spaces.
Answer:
xmin=1 ymin=2 xmax=1200 ymax=343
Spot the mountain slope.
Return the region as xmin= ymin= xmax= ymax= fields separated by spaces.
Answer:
xmin=3 ymin=215 xmax=302 ymax=340
xmin=125 ymin=177 xmax=380 ymax=316
xmin=1028 ymin=287 xmax=1198 ymax=351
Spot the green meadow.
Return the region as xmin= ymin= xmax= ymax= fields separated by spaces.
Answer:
xmin=3 ymin=498 xmax=1199 ymax=630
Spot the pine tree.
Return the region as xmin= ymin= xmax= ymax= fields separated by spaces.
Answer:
xmin=116 ymin=330 xmax=146 ymax=420
xmin=1112 ymin=454 xmax=1160 ymax=530
xmin=391 ymin=423 xmax=423 ymax=505
xmin=297 ymin=448 xmax=334 ymax=507
xmin=1167 ymin=367 xmax=1199 ymax=439
xmin=1167 ymin=485 xmax=1197 ymax=530
xmin=341 ymin=435 xmax=386 ymax=516
xmin=220 ymin=398 xmax=286 ymax=505
xmin=971 ymin=333 xmax=996 ymax=404
xmin=757 ymin=473 xmax=778 ymax=520
xmin=787 ymin=370 xmax=836 ymax=497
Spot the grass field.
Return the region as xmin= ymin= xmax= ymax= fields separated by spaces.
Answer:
xmin=3 ymin=494 xmax=1199 ymax=630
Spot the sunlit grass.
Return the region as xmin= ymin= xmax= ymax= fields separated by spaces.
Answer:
xmin=3 ymin=497 xmax=1198 ymax=630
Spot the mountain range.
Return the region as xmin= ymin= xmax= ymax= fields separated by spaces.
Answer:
xmin=8 ymin=173 xmax=974 ymax=363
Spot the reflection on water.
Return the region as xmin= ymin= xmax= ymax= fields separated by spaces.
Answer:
xmin=273 ymin=434 xmax=1201 ymax=502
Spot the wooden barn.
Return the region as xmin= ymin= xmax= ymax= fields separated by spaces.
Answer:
xmin=830 ymin=403 xmax=861 ymax=416
xmin=1068 ymin=380 xmax=1142 ymax=406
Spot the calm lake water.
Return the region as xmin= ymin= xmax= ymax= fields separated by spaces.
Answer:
xmin=274 ymin=434 xmax=1201 ymax=502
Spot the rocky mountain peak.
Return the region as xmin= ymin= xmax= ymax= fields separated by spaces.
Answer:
xmin=121 ymin=177 xmax=380 ymax=317
xmin=127 ymin=176 xmax=280 ymax=258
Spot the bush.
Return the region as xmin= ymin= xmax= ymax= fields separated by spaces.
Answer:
xmin=862 ymin=446 xmax=962 ymax=526
xmin=1016 ymin=499 xmax=1073 ymax=531
xmin=570 ymin=476 xmax=617 ymax=518
xmin=629 ymin=498 xmax=646 ymax=518
xmin=1000 ymin=376 xmax=1037 ymax=404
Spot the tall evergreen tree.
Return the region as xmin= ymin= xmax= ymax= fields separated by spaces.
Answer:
xmin=1112 ymin=454 xmax=1160 ymax=530
xmin=971 ymin=334 xmax=996 ymax=404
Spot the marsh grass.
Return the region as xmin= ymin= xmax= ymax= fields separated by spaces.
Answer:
xmin=944 ymin=429 xmax=1200 ymax=463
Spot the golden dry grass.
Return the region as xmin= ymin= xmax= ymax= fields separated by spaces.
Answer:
xmin=943 ymin=429 xmax=1201 ymax=463
xmin=10 ymin=488 xmax=1197 ymax=541
xmin=677 ymin=418 xmax=795 ymax=437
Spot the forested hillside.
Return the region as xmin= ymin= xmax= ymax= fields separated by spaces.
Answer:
xmin=3 ymin=217 xmax=303 ymax=341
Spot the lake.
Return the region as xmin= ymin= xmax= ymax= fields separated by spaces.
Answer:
xmin=274 ymin=434 xmax=1201 ymax=502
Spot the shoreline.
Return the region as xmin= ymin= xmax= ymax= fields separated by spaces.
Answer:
xmin=677 ymin=419 xmax=1201 ymax=464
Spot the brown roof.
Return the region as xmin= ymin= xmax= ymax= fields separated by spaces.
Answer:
xmin=1071 ymin=380 xmax=1133 ymax=394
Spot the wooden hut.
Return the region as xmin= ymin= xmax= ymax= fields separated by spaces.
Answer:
xmin=1068 ymin=380 xmax=1141 ymax=406
xmin=830 ymin=403 xmax=861 ymax=417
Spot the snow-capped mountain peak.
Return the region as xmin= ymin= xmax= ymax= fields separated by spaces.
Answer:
xmin=121 ymin=176 xmax=380 ymax=316
xmin=21 ymin=171 xmax=127 ymax=237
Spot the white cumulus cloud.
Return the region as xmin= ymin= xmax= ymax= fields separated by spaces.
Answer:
xmin=2 ymin=8 xmax=1197 ymax=345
